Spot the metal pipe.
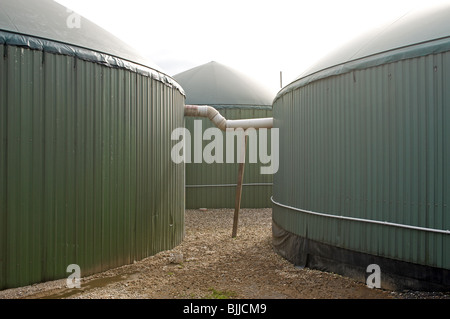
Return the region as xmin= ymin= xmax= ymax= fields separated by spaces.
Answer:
xmin=184 ymin=104 xmax=273 ymax=238
xmin=184 ymin=105 xmax=273 ymax=130
xmin=226 ymin=118 xmax=273 ymax=130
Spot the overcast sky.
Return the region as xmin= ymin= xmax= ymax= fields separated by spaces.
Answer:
xmin=55 ymin=0 xmax=448 ymax=96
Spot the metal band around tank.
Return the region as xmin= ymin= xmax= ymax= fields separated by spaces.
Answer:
xmin=271 ymin=197 xmax=450 ymax=235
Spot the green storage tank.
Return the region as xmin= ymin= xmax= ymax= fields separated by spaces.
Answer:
xmin=173 ymin=61 xmax=274 ymax=209
xmin=0 ymin=0 xmax=185 ymax=290
xmin=272 ymin=4 xmax=450 ymax=291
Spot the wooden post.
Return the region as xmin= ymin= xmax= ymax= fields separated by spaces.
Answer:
xmin=232 ymin=133 xmax=248 ymax=238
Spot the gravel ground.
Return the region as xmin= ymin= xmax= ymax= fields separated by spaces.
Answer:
xmin=0 ymin=208 xmax=448 ymax=300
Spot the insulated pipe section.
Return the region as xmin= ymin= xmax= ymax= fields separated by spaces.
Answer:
xmin=226 ymin=118 xmax=273 ymax=130
xmin=184 ymin=105 xmax=227 ymax=130
xmin=184 ymin=105 xmax=273 ymax=130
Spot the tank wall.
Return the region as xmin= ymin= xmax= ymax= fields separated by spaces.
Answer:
xmin=273 ymin=51 xmax=450 ymax=270
xmin=185 ymin=108 xmax=273 ymax=208
xmin=0 ymin=45 xmax=185 ymax=289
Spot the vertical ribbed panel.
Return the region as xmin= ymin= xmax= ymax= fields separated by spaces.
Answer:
xmin=0 ymin=44 xmax=6 ymax=289
xmin=0 ymin=46 xmax=185 ymax=290
xmin=185 ymin=107 xmax=273 ymax=208
xmin=273 ymin=51 xmax=450 ymax=270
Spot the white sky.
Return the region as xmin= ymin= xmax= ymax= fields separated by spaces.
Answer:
xmin=55 ymin=0 xmax=449 ymax=96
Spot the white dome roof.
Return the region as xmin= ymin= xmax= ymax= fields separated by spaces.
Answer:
xmin=173 ymin=61 xmax=274 ymax=107
xmin=0 ymin=0 xmax=160 ymax=71
xmin=298 ymin=3 xmax=450 ymax=81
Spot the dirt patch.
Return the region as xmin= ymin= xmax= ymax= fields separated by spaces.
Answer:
xmin=0 ymin=209 xmax=448 ymax=299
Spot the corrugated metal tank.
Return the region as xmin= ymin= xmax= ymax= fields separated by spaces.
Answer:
xmin=173 ymin=61 xmax=274 ymax=208
xmin=272 ymin=4 xmax=450 ymax=291
xmin=0 ymin=0 xmax=185 ymax=290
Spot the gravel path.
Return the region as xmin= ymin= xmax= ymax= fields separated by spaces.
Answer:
xmin=0 ymin=208 xmax=448 ymax=299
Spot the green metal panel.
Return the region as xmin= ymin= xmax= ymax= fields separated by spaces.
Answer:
xmin=273 ymin=50 xmax=450 ymax=270
xmin=0 ymin=45 xmax=185 ymax=290
xmin=185 ymin=107 xmax=273 ymax=209
xmin=0 ymin=45 xmax=5 ymax=289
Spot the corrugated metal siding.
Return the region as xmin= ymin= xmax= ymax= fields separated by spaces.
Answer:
xmin=0 ymin=45 xmax=185 ymax=290
xmin=273 ymin=51 xmax=450 ymax=270
xmin=0 ymin=44 xmax=6 ymax=289
xmin=185 ymin=108 xmax=273 ymax=208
